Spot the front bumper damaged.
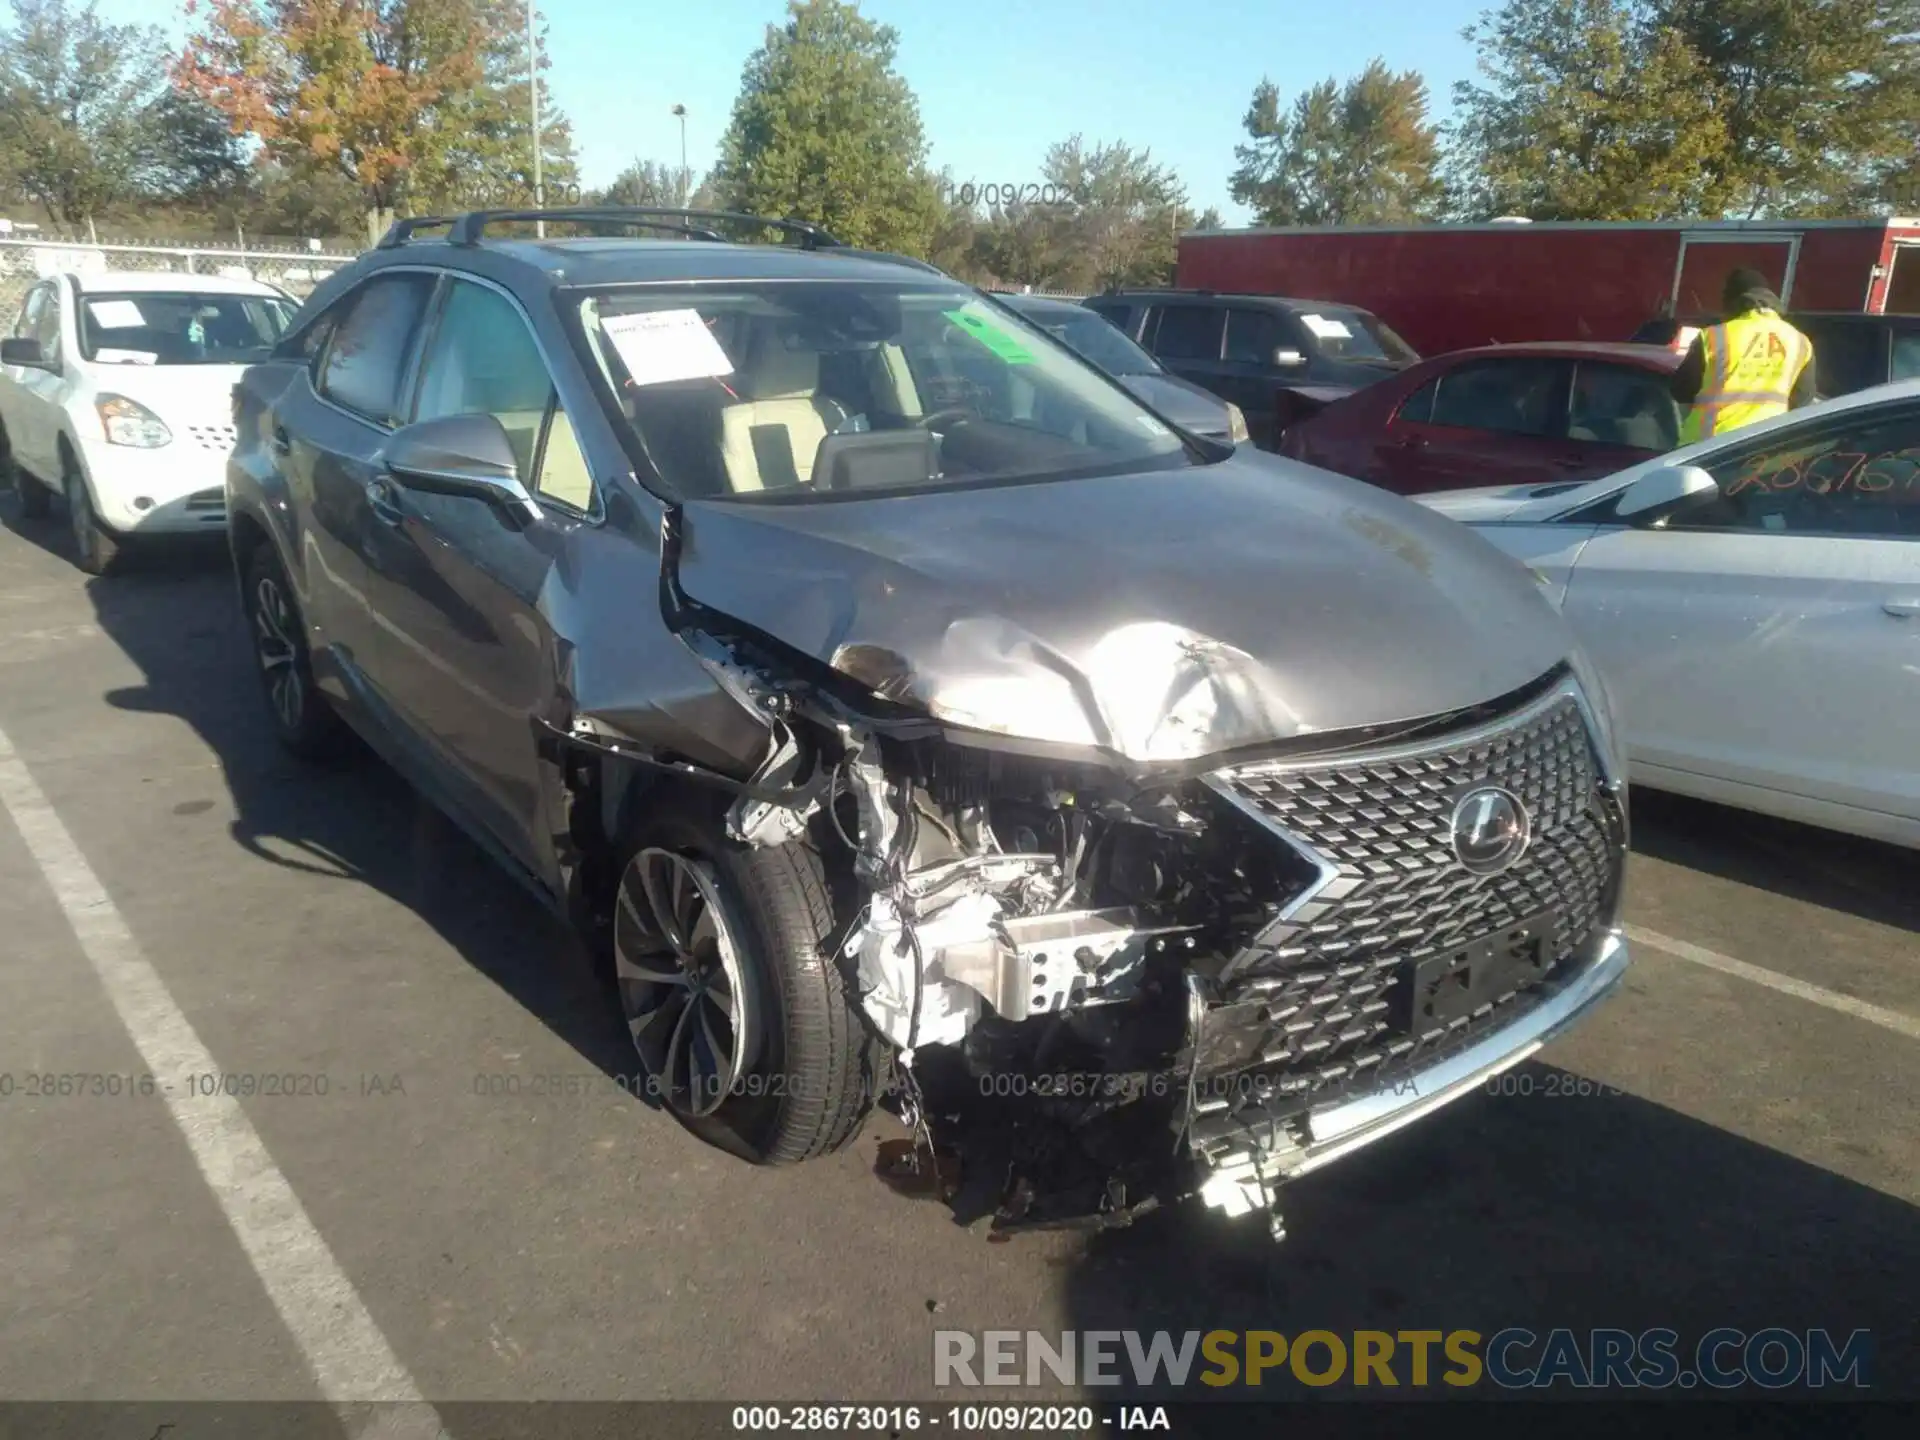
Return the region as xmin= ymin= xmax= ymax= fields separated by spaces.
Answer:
xmin=1190 ymin=928 xmax=1630 ymax=1226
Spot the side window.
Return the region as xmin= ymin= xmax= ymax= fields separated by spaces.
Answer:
xmin=14 ymin=285 xmax=44 ymax=340
xmin=1678 ymin=405 xmax=1920 ymax=538
xmin=1893 ymin=330 xmax=1920 ymax=384
xmin=1082 ymin=300 xmax=1136 ymax=338
xmin=1224 ymin=308 xmax=1281 ymax=364
xmin=411 ymin=279 xmax=591 ymax=509
xmin=29 ymin=283 xmax=60 ymax=359
xmin=1798 ymin=319 xmax=1885 ymax=398
xmin=316 ymin=273 xmax=436 ymax=426
xmin=1425 ymin=360 xmax=1564 ymax=438
xmin=1150 ymin=304 xmax=1224 ymax=362
xmin=1567 ymin=363 xmax=1679 ymax=451
xmin=1396 ymin=377 xmax=1438 ymax=426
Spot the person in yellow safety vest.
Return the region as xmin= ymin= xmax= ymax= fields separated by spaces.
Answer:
xmin=1670 ymin=268 xmax=1817 ymax=444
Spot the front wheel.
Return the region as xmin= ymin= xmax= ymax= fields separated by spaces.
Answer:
xmin=611 ymin=816 xmax=876 ymax=1165
xmin=63 ymin=458 xmax=119 ymax=574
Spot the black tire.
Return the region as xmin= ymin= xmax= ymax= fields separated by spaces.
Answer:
xmin=243 ymin=541 xmax=350 ymax=761
xmin=1 ymin=425 xmax=50 ymax=519
xmin=612 ymin=809 xmax=877 ymax=1165
xmin=62 ymin=454 xmax=120 ymax=575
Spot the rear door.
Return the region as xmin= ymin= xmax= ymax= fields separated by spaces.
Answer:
xmin=1141 ymin=301 xmax=1226 ymax=397
xmin=354 ymin=274 xmax=586 ymax=879
xmin=1371 ymin=356 xmax=1575 ymax=494
xmin=1561 ymin=400 xmax=1920 ymax=821
xmin=1564 ymin=359 xmax=1680 ymax=473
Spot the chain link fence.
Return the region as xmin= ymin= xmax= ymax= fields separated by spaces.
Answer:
xmin=0 ymin=239 xmax=360 ymax=320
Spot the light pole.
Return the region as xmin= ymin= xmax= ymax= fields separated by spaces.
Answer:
xmin=528 ymin=0 xmax=544 ymax=236
xmin=671 ymin=104 xmax=688 ymax=207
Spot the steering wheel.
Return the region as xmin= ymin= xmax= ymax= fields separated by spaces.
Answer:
xmin=914 ymin=407 xmax=974 ymax=433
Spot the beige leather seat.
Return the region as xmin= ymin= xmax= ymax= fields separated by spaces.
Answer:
xmin=718 ymin=341 xmax=844 ymax=491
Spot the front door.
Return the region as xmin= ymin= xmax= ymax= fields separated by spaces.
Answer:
xmin=356 ymin=276 xmax=583 ymax=882
xmin=292 ymin=270 xmax=439 ymax=698
xmin=1562 ymin=399 xmax=1920 ymax=820
xmin=2 ymin=283 xmax=68 ymax=479
xmin=1372 ymin=356 xmax=1575 ymax=494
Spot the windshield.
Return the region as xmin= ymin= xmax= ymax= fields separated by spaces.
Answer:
xmin=1296 ymin=307 xmax=1420 ymax=366
xmin=1018 ymin=306 xmax=1160 ymax=376
xmin=574 ymin=281 xmax=1197 ymax=500
xmin=79 ymin=291 xmax=297 ymax=365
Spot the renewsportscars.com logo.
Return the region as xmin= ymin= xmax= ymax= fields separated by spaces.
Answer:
xmin=933 ymin=1328 xmax=1874 ymax=1391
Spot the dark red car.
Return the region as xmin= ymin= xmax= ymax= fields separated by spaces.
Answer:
xmin=1278 ymin=342 xmax=1683 ymax=495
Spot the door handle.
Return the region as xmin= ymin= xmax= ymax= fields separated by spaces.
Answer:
xmin=1394 ymin=433 xmax=1428 ymax=450
xmin=1882 ymin=597 xmax=1920 ymax=619
xmin=270 ymin=426 xmax=291 ymax=457
xmin=366 ymin=476 xmax=405 ymax=527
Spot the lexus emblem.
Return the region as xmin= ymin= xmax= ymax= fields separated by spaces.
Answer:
xmin=1450 ymin=786 xmax=1531 ymax=874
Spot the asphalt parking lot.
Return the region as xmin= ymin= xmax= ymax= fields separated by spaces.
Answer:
xmin=0 ymin=496 xmax=1915 ymax=1427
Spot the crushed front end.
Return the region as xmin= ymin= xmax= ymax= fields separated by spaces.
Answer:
xmin=693 ymin=624 xmax=1631 ymax=1239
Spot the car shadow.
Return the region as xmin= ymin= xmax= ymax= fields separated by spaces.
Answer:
xmin=1628 ymin=786 xmax=1920 ymax=935
xmin=78 ymin=543 xmax=646 ymax=1101
xmin=1057 ymin=1060 xmax=1919 ymax=1410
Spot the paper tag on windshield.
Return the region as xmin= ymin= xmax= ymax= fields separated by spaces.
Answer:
xmin=1299 ymin=314 xmax=1353 ymax=341
xmin=88 ymin=299 xmax=145 ymax=329
xmin=600 ymin=308 xmax=734 ymax=388
xmin=94 ymin=348 xmax=157 ymax=365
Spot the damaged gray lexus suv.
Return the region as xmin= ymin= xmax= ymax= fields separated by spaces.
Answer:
xmin=227 ymin=207 xmax=1631 ymax=1239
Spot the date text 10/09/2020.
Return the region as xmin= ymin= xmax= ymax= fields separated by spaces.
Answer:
xmin=729 ymin=1405 xmax=1170 ymax=1433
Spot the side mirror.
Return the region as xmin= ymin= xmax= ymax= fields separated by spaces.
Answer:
xmin=1272 ymin=347 xmax=1307 ymax=369
xmin=380 ymin=413 xmax=542 ymax=525
xmin=1614 ymin=463 xmax=1718 ymax=519
xmin=1 ymin=337 xmax=46 ymax=367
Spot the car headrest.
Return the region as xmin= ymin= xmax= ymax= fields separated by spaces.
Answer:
xmin=739 ymin=337 xmax=820 ymax=401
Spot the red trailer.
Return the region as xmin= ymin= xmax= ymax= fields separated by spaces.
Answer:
xmin=1175 ymin=218 xmax=1920 ymax=358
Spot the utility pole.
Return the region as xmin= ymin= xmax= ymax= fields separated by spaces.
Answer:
xmin=528 ymin=0 xmax=545 ymax=237
xmin=672 ymin=104 xmax=688 ymax=207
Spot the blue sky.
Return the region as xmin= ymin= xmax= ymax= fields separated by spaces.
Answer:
xmin=118 ymin=0 xmax=1489 ymax=223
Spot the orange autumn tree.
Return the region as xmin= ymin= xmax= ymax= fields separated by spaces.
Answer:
xmin=175 ymin=0 xmax=575 ymax=227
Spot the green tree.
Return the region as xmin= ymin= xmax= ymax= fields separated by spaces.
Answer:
xmin=711 ymin=0 xmax=939 ymax=252
xmin=0 ymin=0 xmax=237 ymax=228
xmin=1230 ymin=61 xmax=1443 ymax=226
xmin=176 ymin=0 xmax=577 ymax=222
xmin=1042 ymin=135 xmax=1189 ymax=289
xmin=1447 ymin=0 xmax=1731 ymax=220
xmin=600 ymin=158 xmax=695 ymax=208
xmin=1653 ymin=0 xmax=1920 ymax=215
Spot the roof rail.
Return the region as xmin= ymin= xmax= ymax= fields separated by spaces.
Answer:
xmin=440 ymin=206 xmax=844 ymax=249
xmin=375 ymin=215 xmax=460 ymax=249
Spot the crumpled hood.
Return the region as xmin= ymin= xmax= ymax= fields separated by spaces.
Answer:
xmin=674 ymin=452 xmax=1574 ymax=764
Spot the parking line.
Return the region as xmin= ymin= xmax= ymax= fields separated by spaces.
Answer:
xmin=1627 ymin=923 xmax=1920 ymax=1042
xmin=0 ymin=723 xmax=445 ymax=1435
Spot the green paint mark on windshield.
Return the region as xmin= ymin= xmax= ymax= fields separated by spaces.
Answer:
xmin=943 ymin=308 xmax=1036 ymax=365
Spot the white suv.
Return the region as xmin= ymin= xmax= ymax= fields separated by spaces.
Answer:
xmin=0 ymin=271 xmax=299 ymax=572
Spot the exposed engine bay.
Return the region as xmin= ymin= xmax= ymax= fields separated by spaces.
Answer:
xmin=611 ymin=565 xmax=1627 ymax=1241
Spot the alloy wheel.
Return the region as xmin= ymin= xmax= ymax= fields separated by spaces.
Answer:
xmin=614 ymin=848 xmax=759 ymax=1117
xmin=252 ymin=573 xmax=305 ymax=733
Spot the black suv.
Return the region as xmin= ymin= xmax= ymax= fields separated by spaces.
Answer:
xmin=1630 ymin=311 xmax=1920 ymax=400
xmin=226 ymin=206 xmax=1629 ymax=1238
xmin=1083 ymin=289 xmax=1418 ymax=448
